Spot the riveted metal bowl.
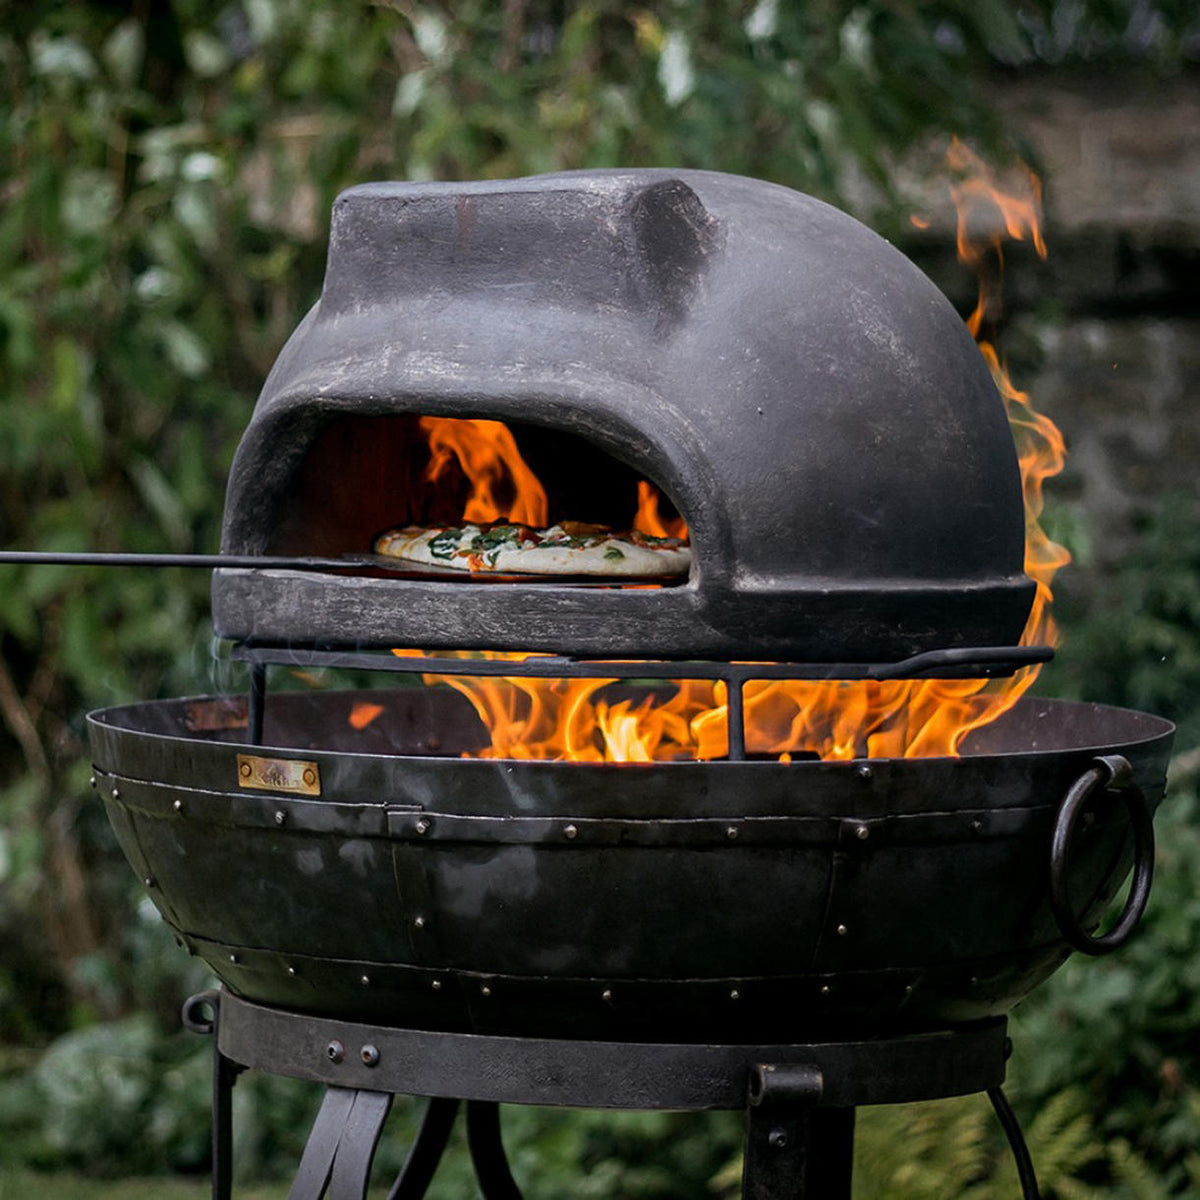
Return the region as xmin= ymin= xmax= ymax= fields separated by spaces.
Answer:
xmin=89 ymin=691 xmax=1172 ymax=1042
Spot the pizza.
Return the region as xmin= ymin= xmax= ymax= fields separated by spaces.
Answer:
xmin=374 ymin=520 xmax=691 ymax=577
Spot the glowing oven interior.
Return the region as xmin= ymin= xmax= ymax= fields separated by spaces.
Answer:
xmin=266 ymin=414 xmax=688 ymax=569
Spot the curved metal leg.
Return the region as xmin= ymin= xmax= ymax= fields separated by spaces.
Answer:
xmin=288 ymin=1087 xmax=393 ymax=1200
xmin=387 ymin=1097 xmax=461 ymax=1200
xmin=289 ymin=1088 xmax=355 ymax=1198
xmin=329 ymin=1090 xmax=393 ymax=1199
xmin=466 ymin=1101 xmax=524 ymax=1200
xmin=987 ymin=1086 xmax=1041 ymax=1200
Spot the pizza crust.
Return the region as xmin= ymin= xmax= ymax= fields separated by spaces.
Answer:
xmin=375 ymin=522 xmax=691 ymax=578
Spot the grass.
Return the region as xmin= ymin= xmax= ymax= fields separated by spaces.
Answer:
xmin=0 ymin=1169 xmax=290 ymax=1199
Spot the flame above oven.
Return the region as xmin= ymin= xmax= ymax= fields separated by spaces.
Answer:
xmin=391 ymin=148 xmax=1068 ymax=763
xmin=946 ymin=138 xmax=1068 ymax=665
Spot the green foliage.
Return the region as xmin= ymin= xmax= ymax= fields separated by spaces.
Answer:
xmin=849 ymin=1088 xmax=1109 ymax=1199
xmin=0 ymin=1014 xmax=323 ymax=1181
xmin=853 ymin=1093 xmax=1000 ymax=1197
xmin=1042 ymin=494 xmax=1200 ymax=734
xmin=0 ymin=1167 xmax=285 ymax=1198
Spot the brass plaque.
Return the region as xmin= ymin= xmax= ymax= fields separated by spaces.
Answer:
xmin=236 ymin=754 xmax=321 ymax=797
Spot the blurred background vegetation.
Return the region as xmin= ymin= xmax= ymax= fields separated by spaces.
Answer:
xmin=1 ymin=0 xmax=1198 ymax=1195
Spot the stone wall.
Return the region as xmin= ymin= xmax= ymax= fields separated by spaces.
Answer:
xmin=901 ymin=69 xmax=1200 ymax=578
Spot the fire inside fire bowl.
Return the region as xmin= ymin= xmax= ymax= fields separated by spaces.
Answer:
xmin=88 ymin=690 xmax=1171 ymax=1043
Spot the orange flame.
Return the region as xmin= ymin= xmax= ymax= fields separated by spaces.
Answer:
xmin=945 ymin=138 xmax=1068 ymax=703
xmin=393 ymin=149 xmax=1067 ymax=763
xmin=419 ymin=416 xmax=548 ymax=525
xmin=415 ymin=416 xmax=688 ymax=541
xmin=405 ymin=666 xmax=729 ymax=762
xmin=633 ymin=480 xmax=689 ymax=539
xmin=348 ymin=700 xmax=385 ymax=730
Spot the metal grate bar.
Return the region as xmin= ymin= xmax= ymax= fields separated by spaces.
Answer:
xmin=231 ymin=643 xmax=1051 ymax=683
xmin=231 ymin=643 xmax=1050 ymax=766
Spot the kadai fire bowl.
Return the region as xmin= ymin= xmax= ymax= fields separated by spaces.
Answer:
xmin=89 ymin=688 xmax=1171 ymax=1043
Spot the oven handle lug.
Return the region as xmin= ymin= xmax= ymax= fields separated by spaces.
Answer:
xmin=1049 ymin=754 xmax=1155 ymax=956
xmin=181 ymin=988 xmax=222 ymax=1036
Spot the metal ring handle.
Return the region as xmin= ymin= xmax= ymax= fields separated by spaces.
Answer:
xmin=1050 ymin=755 xmax=1155 ymax=956
xmin=181 ymin=988 xmax=222 ymax=1036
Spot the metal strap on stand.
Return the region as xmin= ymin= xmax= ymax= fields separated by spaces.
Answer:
xmin=183 ymin=989 xmax=1040 ymax=1200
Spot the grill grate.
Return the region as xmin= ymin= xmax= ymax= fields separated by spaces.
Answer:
xmin=232 ymin=642 xmax=1053 ymax=760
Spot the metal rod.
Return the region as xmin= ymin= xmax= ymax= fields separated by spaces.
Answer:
xmin=289 ymin=1088 xmax=355 ymax=1199
xmin=743 ymin=1065 xmax=855 ymax=1199
xmin=869 ymin=645 xmax=1051 ymax=680
xmin=232 ymin=643 xmax=1052 ymax=683
xmin=465 ymin=1102 xmax=523 ymax=1200
xmin=213 ymin=1050 xmax=238 ymax=1200
xmin=727 ymin=678 xmax=746 ymax=761
xmin=387 ymin=1098 xmax=460 ymax=1200
xmin=180 ymin=992 xmax=238 ymax=1200
xmin=803 ymin=1108 xmax=856 ymax=1198
xmin=988 ymin=1086 xmax=1041 ymax=1200
xmin=248 ymin=662 xmax=267 ymax=747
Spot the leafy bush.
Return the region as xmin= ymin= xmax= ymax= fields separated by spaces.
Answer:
xmin=1042 ymin=494 xmax=1200 ymax=749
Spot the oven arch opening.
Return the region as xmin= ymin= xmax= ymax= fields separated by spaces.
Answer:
xmin=265 ymin=412 xmax=691 ymax=584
